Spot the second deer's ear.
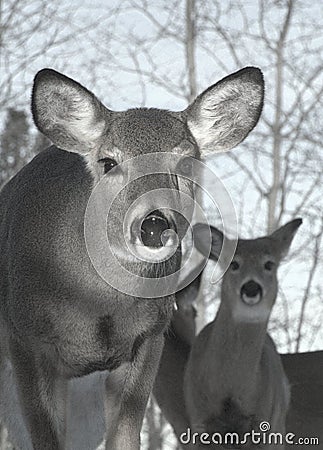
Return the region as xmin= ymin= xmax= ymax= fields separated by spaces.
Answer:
xmin=271 ymin=218 xmax=302 ymax=259
xmin=193 ymin=223 xmax=224 ymax=261
xmin=185 ymin=67 xmax=264 ymax=154
xmin=32 ymin=69 xmax=111 ymax=154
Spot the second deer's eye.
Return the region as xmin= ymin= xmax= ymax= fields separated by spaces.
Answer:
xmin=230 ymin=260 xmax=240 ymax=271
xmin=98 ymin=157 xmax=118 ymax=174
xmin=264 ymin=261 xmax=275 ymax=271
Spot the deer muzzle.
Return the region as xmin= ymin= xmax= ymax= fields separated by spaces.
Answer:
xmin=140 ymin=211 xmax=172 ymax=248
xmin=127 ymin=208 xmax=179 ymax=263
xmin=240 ymin=280 xmax=263 ymax=305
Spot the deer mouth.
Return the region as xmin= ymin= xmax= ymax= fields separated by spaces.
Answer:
xmin=132 ymin=235 xmax=179 ymax=262
xmin=240 ymin=281 xmax=262 ymax=306
xmin=241 ymin=292 xmax=262 ymax=305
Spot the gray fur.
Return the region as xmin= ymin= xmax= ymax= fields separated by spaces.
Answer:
xmin=0 ymin=67 xmax=264 ymax=449
xmin=184 ymin=219 xmax=302 ymax=449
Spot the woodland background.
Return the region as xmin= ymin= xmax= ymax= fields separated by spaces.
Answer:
xmin=0 ymin=1 xmax=322 ymax=448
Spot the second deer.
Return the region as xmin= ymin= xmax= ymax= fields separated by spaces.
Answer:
xmin=184 ymin=219 xmax=302 ymax=449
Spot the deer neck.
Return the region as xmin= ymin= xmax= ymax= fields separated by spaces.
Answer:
xmin=209 ymin=298 xmax=269 ymax=385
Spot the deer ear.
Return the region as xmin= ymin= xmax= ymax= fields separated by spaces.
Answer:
xmin=32 ymin=69 xmax=111 ymax=154
xmin=271 ymin=218 xmax=302 ymax=259
xmin=193 ymin=223 xmax=224 ymax=261
xmin=186 ymin=67 xmax=264 ymax=154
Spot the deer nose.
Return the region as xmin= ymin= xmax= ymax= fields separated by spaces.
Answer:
xmin=140 ymin=211 xmax=171 ymax=248
xmin=241 ymin=280 xmax=262 ymax=305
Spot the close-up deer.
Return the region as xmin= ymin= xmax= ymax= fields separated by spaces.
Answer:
xmin=0 ymin=67 xmax=264 ymax=450
xmin=184 ymin=219 xmax=302 ymax=449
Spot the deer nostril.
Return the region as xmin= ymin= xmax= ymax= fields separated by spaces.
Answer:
xmin=140 ymin=212 xmax=170 ymax=248
xmin=241 ymin=280 xmax=262 ymax=305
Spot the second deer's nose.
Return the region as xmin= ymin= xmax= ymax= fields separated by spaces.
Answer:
xmin=140 ymin=212 xmax=170 ymax=248
xmin=241 ymin=280 xmax=262 ymax=305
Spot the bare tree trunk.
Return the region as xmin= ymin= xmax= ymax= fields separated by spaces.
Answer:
xmin=0 ymin=423 xmax=5 ymax=449
xmin=0 ymin=422 xmax=12 ymax=450
xmin=146 ymin=398 xmax=163 ymax=450
xmin=267 ymin=0 xmax=294 ymax=232
xmin=185 ymin=0 xmax=206 ymax=332
xmin=185 ymin=0 xmax=197 ymax=102
xmin=0 ymin=0 xmax=3 ymax=55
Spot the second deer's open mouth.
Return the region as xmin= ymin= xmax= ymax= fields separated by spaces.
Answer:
xmin=241 ymin=292 xmax=262 ymax=306
xmin=240 ymin=281 xmax=263 ymax=305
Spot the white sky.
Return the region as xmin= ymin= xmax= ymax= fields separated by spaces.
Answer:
xmin=1 ymin=2 xmax=322 ymax=450
xmin=1 ymin=0 xmax=322 ymax=348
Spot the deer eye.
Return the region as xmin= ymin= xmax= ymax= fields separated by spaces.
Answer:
xmin=264 ymin=261 xmax=275 ymax=271
xmin=98 ymin=157 xmax=118 ymax=174
xmin=230 ymin=260 xmax=240 ymax=271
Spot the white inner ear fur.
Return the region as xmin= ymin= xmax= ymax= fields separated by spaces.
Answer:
xmin=188 ymin=79 xmax=263 ymax=153
xmin=53 ymin=91 xmax=105 ymax=148
xmin=35 ymin=80 xmax=106 ymax=153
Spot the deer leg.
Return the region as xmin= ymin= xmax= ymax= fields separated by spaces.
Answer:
xmin=9 ymin=338 xmax=67 ymax=450
xmin=105 ymin=334 xmax=164 ymax=450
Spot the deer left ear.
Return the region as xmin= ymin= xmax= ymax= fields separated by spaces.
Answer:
xmin=32 ymin=68 xmax=110 ymax=154
xmin=271 ymin=218 xmax=302 ymax=259
xmin=185 ymin=67 xmax=264 ymax=154
xmin=193 ymin=223 xmax=224 ymax=261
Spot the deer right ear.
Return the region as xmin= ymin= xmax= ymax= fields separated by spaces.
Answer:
xmin=186 ymin=67 xmax=264 ymax=154
xmin=193 ymin=223 xmax=224 ymax=261
xmin=271 ymin=218 xmax=303 ymax=259
xmin=32 ymin=69 xmax=111 ymax=154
